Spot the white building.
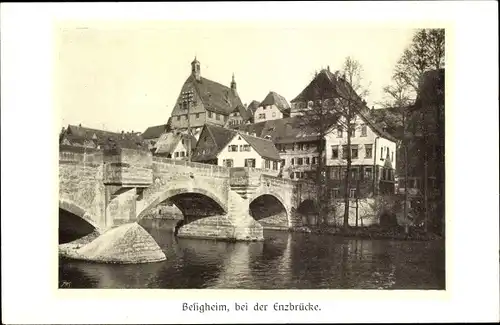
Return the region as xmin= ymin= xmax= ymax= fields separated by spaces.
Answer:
xmin=253 ymin=91 xmax=291 ymax=123
xmin=191 ymin=124 xmax=281 ymax=171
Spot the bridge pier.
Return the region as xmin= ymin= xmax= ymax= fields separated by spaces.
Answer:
xmin=59 ymin=222 xmax=166 ymax=264
xmin=176 ymin=214 xmax=264 ymax=241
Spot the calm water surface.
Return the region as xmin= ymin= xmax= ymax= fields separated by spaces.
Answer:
xmin=59 ymin=220 xmax=445 ymax=289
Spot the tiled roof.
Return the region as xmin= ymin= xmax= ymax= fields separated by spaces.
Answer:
xmin=192 ymin=124 xmax=237 ymax=161
xmin=239 ymin=132 xmax=280 ymax=160
xmin=185 ymin=75 xmax=243 ymax=116
xmin=260 ymin=91 xmax=291 ymax=114
xmin=232 ymin=104 xmax=253 ymax=122
xmin=234 ymin=117 xmax=321 ymax=144
xmin=64 ymin=124 xmax=147 ymax=150
xmin=142 ymin=122 xmax=171 ymax=140
xmin=246 ymin=100 xmax=260 ymax=115
xmin=154 ymin=131 xmax=197 ymax=155
xmin=290 ymin=69 xmax=398 ymax=142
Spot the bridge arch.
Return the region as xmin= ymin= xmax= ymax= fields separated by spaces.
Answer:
xmin=136 ymin=187 xmax=228 ymax=221
xmin=297 ymin=199 xmax=320 ymax=226
xmin=249 ymin=193 xmax=290 ymax=228
xmin=59 ymin=199 xmax=101 ymax=231
xmin=59 ymin=199 xmax=101 ymax=244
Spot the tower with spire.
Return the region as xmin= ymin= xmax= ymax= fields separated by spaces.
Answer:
xmin=191 ymin=56 xmax=201 ymax=81
xmin=230 ymin=73 xmax=237 ymax=94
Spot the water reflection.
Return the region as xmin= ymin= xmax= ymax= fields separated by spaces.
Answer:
xmin=59 ymin=221 xmax=445 ymax=289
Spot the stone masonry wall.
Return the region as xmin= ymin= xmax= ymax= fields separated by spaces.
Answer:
xmin=59 ymin=146 xmax=106 ymax=228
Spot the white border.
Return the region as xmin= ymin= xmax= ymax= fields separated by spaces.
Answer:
xmin=1 ymin=2 xmax=499 ymax=324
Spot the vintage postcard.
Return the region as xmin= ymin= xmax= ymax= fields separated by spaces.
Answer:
xmin=1 ymin=1 xmax=499 ymax=324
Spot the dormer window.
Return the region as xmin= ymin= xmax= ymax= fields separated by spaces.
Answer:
xmin=264 ymin=135 xmax=271 ymax=140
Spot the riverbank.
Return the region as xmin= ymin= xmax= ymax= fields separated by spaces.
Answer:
xmin=290 ymin=225 xmax=442 ymax=241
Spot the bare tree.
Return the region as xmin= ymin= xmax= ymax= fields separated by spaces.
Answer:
xmin=395 ymin=29 xmax=445 ymax=97
xmin=378 ymin=71 xmax=414 ymax=233
xmin=296 ymin=75 xmax=340 ymax=226
xmin=384 ymin=28 xmax=445 ymax=234
xmin=334 ymin=57 xmax=370 ymax=230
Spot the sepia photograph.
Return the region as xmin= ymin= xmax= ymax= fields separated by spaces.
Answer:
xmin=2 ymin=2 xmax=499 ymax=324
xmin=56 ymin=22 xmax=446 ymax=290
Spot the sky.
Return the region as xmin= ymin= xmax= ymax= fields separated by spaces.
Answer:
xmin=55 ymin=21 xmax=416 ymax=133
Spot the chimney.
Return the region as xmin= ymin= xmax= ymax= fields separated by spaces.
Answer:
xmin=327 ymin=65 xmax=330 ymax=72
xmin=371 ymin=106 xmax=375 ymax=110
xmin=79 ymin=123 xmax=82 ymax=127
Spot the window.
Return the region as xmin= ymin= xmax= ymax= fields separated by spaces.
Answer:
xmin=196 ymin=113 xmax=200 ymax=119
xmin=295 ymin=172 xmax=301 ymax=179
xmin=337 ymin=127 xmax=343 ymax=138
xmin=342 ymin=145 xmax=349 ymax=159
xmin=185 ymin=115 xmax=189 ymax=120
xmin=224 ymin=115 xmax=228 ymax=122
xmin=349 ymin=188 xmax=357 ymax=198
xmin=241 ymin=144 xmax=251 ymax=152
xmin=308 ymin=101 xmax=313 ymax=108
xmin=331 ymin=145 xmax=339 ymax=159
xmin=304 ymin=143 xmax=309 ymax=150
xmin=265 ymin=160 xmax=271 ymax=169
xmin=280 ymin=159 xmax=286 ymax=167
xmin=364 ymin=167 xmax=373 ymax=179
xmin=180 ymin=151 xmax=185 ymax=157
xmin=177 ymin=116 xmax=181 ymax=121
xmin=208 ymin=111 xmax=213 ymax=118
xmin=244 ymin=158 xmax=256 ymax=168
xmin=331 ymin=188 xmax=340 ymax=199
xmin=305 ymin=157 xmax=310 ymax=165
xmin=365 ymin=144 xmax=373 ymax=159
xmin=312 ymin=157 xmax=318 ymax=165
xmin=350 ymin=168 xmax=358 ymax=180
xmin=350 ymin=124 xmax=356 ymax=137
xmin=272 ymin=161 xmax=278 ymax=170
xmin=351 ymin=145 xmax=358 ymax=159
xmin=175 ymin=152 xmax=179 ymax=157
xmin=228 ymin=145 xmax=238 ymax=152
xmin=290 ymin=173 xmax=295 ymax=179
xmin=361 ymin=124 xmax=367 ymax=137
xmin=223 ymin=159 xmax=233 ymax=167
xmin=259 ymin=113 xmax=266 ymax=119
xmin=391 ymin=152 xmax=394 ymax=162
xmin=331 ymin=168 xmax=340 ymax=180
xmin=272 ymin=112 xmax=276 ymax=117
xmin=380 ymin=147 xmax=384 ymax=160
xmin=297 ymin=158 xmax=303 ymax=165
xmin=216 ymin=114 xmax=220 ymax=121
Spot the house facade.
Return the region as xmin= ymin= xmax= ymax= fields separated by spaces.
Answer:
xmin=253 ymin=91 xmax=291 ymax=123
xmin=169 ymin=58 xmax=244 ymax=135
xmin=289 ymin=67 xmax=399 ymax=196
xmin=231 ymin=117 xmax=323 ymax=180
xmin=225 ymin=105 xmax=252 ymax=127
xmin=324 ymin=113 xmax=398 ymax=197
xmin=191 ymin=124 xmax=280 ymax=171
xmin=141 ymin=119 xmax=171 ymax=150
xmin=153 ymin=131 xmax=197 ymax=159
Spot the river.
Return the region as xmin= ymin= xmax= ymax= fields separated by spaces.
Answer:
xmin=59 ymin=219 xmax=445 ymax=289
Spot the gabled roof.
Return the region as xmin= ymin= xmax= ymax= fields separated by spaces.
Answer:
xmin=154 ymin=131 xmax=197 ymax=155
xmin=63 ymin=124 xmax=147 ymax=150
xmin=259 ymin=91 xmax=291 ymax=114
xmin=191 ymin=124 xmax=238 ymax=162
xmin=246 ymin=100 xmax=260 ymax=115
xmin=142 ymin=122 xmax=171 ymax=140
xmin=239 ymin=132 xmax=280 ymax=160
xmin=231 ymin=104 xmax=253 ymax=122
xmin=182 ymin=74 xmax=243 ymax=116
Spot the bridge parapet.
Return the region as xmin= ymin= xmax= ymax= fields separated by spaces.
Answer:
xmin=103 ymin=148 xmax=152 ymax=187
xmin=152 ymin=158 xmax=230 ymax=178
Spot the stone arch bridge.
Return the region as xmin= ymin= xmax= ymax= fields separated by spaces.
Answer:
xmin=59 ymin=146 xmax=317 ymax=262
